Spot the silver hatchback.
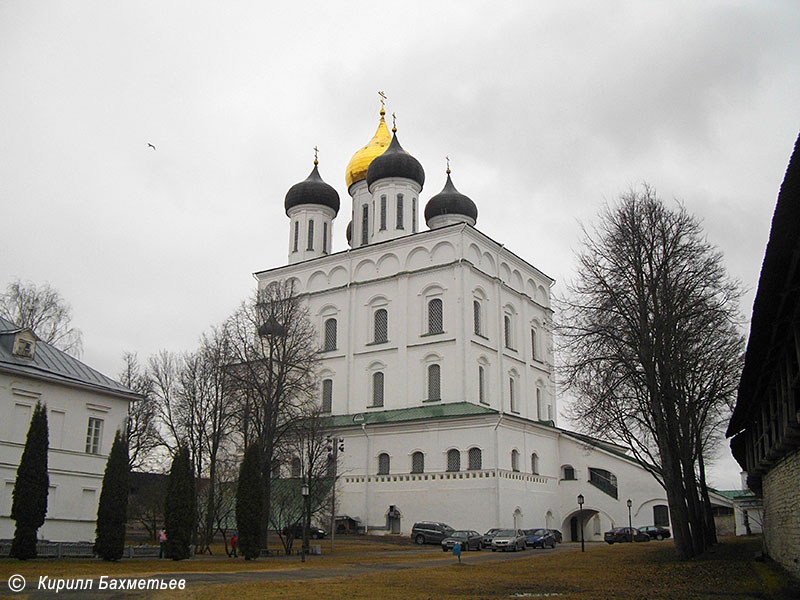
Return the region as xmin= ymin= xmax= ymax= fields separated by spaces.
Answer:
xmin=491 ymin=528 xmax=527 ymax=552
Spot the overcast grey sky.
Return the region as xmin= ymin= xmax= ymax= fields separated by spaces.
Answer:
xmin=1 ymin=1 xmax=798 ymax=488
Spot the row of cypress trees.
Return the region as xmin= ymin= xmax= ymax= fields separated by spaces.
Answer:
xmin=9 ymin=401 xmax=197 ymax=561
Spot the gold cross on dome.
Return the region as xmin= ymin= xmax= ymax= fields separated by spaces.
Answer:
xmin=446 ymin=155 xmax=451 ymax=173
xmin=378 ymin=90 xmax=387 ymax=111
xmin=313 ymin=145 xmax=319 ymax=165
xmin=392 ymin=112 xmax=397 ymax=132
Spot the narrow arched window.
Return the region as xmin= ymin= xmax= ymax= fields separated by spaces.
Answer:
xmin=427 ymin=364 xmax=441 ymax=400
xmin=504 ymin=315 xmax=512 ymax=348
xmin=536 ymin=388 xmax=543 ymax=420
xmin=321 ymin=379 xmax=333 ymax=413
xmin=324 ymin=318 xmax=337 ymax=351
xmin=307 ymin=219 xmax=314 ymax=251
xmin=468 ymin=447 xmax=482 ymax=470
xmin=447 ymin=449 xmax=461 ymax=472
xmin=473 ymin=300 xmax=482 ymax=335
xmin=374 ymin=309 xmax=388 ymax=343
xmin=322 ymin=222 xmax=328 ymax=254
xmin=428 ymin=298 xmax=443 ymax=334
xmin=396 ymin=194 xmax=404 ymax=229
xmin=509 ymin=376 xmax=518 ymax=413
xmin=531 ymin=328 xmax=538 ymax=359
xmin=291 ymin=457 xmax=301 ymax=478
xmin=412 ymin=197 xmax=417 ymax=233
xmin=378 ymin=453 xmax=390 ymax=475
xmin=511 ymin=449 xmax=520 ymax=472
xmin=478 ymin=366 xmax=486 ymax=404
xmin=411 ymin=451 xmax=425 ymax=474
xmin=531 ymin=452 xmax=539 ymax=475
xmin=361 ymin=204 xmax=369 ymax=246
xmin=380 ymin=195 xmax=387 ymax=230
xmin=293 ymin=221 xmax=299 ymax=252
xmin=372 ymin=371 xmax=384 ymax=407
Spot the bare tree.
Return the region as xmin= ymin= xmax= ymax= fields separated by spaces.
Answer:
xmin=226 ymin=279 xmax=319 ymax=549
xmin=559 ymin=185 xmax=744 ymax=560
xmin=119 ymin=352 xmax=159 ymax=470
xmin=0 ymin=279 xmax=83 ymax=356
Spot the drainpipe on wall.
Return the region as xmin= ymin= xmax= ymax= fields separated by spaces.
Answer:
xmin=494 ymin=414 xmax=502 ymax=526
xmin=361 ymin=422 xmax=370 ymax=533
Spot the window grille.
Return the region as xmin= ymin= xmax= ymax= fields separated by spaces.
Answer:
xmin=504 ymin=315 xmax=512 ymax=348
xmin=374 ymin=309 xmax=388 ymax=343
xmin=511 ymin=449 xmax=520 ymax=472
xmin=447 ymin=449 xmax=461 ymax=472
xmin=378 ymin=453 xmax=390 ymax=475
xmin=307 ymin=219 xmax=314 ymax=251
xmin=380 ymin=196 xmax=387 ymax=230
xmin=411 ymin=451 xmax=425 ymax=474
xmin=291 ymin=457 xmax=301 ymax=478
xmin=323 ymin=222 xmax=328 ymax=254
xmin=293 ymin=221 xmax=299 ymax=252
xmin=468 ymin=447 xmax=482 ymax=470
xmin=396 ymin=194 xmax=404 ymax=229
xmin=478 ymin=366 xmax=486 ymax=404
xmin=427 ymin=364 xmax=441 ymax=400
xmin=588 ymin=467 xmax=618 ymax=499
xmin=361 ymin=204 xmax=369 ymax=246
xmin=322 ymin=379 xmax=333 ymax=413
xmin=85 ymin=417 xmax=103 ymax=454
xmin=531 ymin=452 xmax=539 ymax=475
xmin=473 ymin=300 xmax=481 ymax=335
xmin=324 ymin=318 xmax=337 ymax=351
xmin=372 ymin=371 xmax=384 ymax=407
xmin=428 ymin=298 xmax=443 ymax=334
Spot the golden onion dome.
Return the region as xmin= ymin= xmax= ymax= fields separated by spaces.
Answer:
xmin=345 ymin=108 xmax=392 ymax=189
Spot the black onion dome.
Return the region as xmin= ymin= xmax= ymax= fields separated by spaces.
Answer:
xmin=424 ymin=173 xmax=478 ymax=223
xmin=284 ymin=164 xmax=340 ymax=215
xmin=366 ymin=133 xmax=425 ymax=188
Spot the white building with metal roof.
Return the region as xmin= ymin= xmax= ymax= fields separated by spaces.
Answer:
xmin=0 ymin=316 xmax=138 ymax=542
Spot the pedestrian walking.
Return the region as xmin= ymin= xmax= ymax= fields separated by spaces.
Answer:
xmin=230 ymin=532 xmax=238 ymax=558
xmin=159 ymin=528 xmax=167 ymax=558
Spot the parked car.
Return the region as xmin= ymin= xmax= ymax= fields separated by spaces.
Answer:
xmin=282 ymin=522 xmax=326 ymax=539
xmin=441 ymin=530 xmax=483 ymax=552
xmin=604 ymin=527 xmax=650 ymax=544
xmin=491 ymin=529 xmax=527 ymax=552
xmin=550 ymin=529 xmax=563 ymax=543
xmin=482 ymin=528 xmax=501 ymax=548
xmin=524 ymin=528 xmax=557 ymax=549
xmin=411 ymin=521 xmax=455 ymax=545
xmin=638 ymin=525 xmax=671 ymax=540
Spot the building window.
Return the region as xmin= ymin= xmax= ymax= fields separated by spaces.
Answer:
xmin=374 ymin=309 xmax=388 ymax=343
xmin=504 ymin=315 xmax=514 ymax=349
xmin=593 ymin=514 xmax=602 ymax=535
xmin=478 ymin=366 xmax=487 ymax=404
xmin=536 ymin=388 xmax=543 ymax=420
xmin=321 ymin=379 xmax=333 ymax=413
xmin=428 ymin=298 xmax=443 ymax=334
xmin=324 ymin=318 xmax=337 ymax=351
xmin=323 ymin=222 xmax=328 ymax=254
xmin=562 ymin=465 xmax=576 ymax=480
xmin=653 ymin=505 xmax=669 ymax=527
xmin=427 ymin=364 xmax=441 ymax=401
xmin=378 ymin=453 xmax=390 ymax=475
xmin=361 ymin=204 xmax=369 ymax=246
xmin=372 ymin=371 xmax=384 ymax=407
xmin=589 ymin=467 xmax=618 ymax=499
xmin=307 ymin=220 xmax=314 ymax=251
xmin=531 ymin=328 xmax=538 ymax=359
xmin=447 ymin=449 xmax=461 ymax=472
xmin=511 ymin=449 xmax=520 ymax=472
xmin=396 ymin=194 xmax=404 ymax=229
xmin=509 ymin=376 xmax=518 ymax=413
xmin=85 ymin=417 xmax=103 ymax=454
xmin=380 ymin=195 xmax=387 ymax=230
xmin=531 ymin=452 xmax=539 ymax=475
xmin=293 ymin=221 xmax=299 ymax=252
xmin=291 ymin=457 xmax=301 ymax=478
xmin=468 ymin=447 xmax=482 ymax=470
xmin=411 ymin=451 xmax=425 ymax=474
xmin=412 ymin=198 xmax=417 ymax=233
xmin=473 ymin=300 xmax=482 ymax=335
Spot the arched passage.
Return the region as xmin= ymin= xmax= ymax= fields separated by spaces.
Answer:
xmin=562 ymin=508 xmax=603 ymax=542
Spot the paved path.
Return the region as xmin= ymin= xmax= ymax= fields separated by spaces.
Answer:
xmin=10 ymin=543 xmax=584 ymax=599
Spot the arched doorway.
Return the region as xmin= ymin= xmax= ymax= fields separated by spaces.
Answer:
xmin=563 ymin=508 xmax=600 ymax=542
xmin=513 ymin=508 xmax=523 ymax=530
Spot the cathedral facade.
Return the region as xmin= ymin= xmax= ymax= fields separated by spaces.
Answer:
xmin=254 ymin=104 xmax=706 ymax=539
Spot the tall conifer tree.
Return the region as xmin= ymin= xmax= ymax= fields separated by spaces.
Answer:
xmin=164 ymin=445 xmax=195 ymax=560
xmin=94 ymin=431 xmax=130 ymax=560
xmin=10 ymin=401 xmax=49 ymax=560
xmin=236 ymin=443 xmax=263 ymax=560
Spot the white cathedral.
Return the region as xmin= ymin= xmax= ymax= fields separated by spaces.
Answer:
xmin=254 ymin=103 xmax=716 ymax=541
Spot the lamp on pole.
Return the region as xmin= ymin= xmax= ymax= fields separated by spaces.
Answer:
xmin=577 ymin=494 xmax=585 ymax=552
xmin=627 ymin=499 xmax=633 ymax=541
xmin=301 ymin=483 xmax=309 ymax=563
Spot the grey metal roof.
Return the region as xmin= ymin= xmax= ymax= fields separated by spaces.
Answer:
xmin=0 ymin=315 xmax=139 ymax=400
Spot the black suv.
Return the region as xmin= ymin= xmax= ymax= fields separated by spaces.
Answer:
xmin=411 ymin=521 xmax=454 ymax=545
xmin=282 ymin=522 xmax=326 ymax=539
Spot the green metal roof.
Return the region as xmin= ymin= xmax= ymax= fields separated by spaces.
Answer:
xmin=323 ymin=401 xmax=498 ymax=428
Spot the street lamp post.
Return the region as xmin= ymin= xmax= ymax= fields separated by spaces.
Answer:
xmin=577 ymin=494 xmax=585 ymax=552
xmin=301 ymin=483 xmax=309 ymax=563
xmin=627 ymin=499 xmax=633 ymax=542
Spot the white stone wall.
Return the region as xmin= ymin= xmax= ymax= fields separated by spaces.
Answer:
xmin=762 ymin=448 xmax=800 ymax=579
xmin=0 ymin=373 xmax=129 ymax=541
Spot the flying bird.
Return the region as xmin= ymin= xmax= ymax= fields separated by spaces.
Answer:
xmin=148 ymin=143 xmax=156 ymax=150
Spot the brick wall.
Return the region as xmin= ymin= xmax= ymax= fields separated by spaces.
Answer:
xmin=762 ymin=448 xmax=800 ymax=580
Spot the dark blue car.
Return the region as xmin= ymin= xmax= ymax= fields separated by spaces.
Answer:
xmin=524 ymin=528 xmax=556 ymax=549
